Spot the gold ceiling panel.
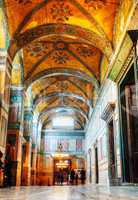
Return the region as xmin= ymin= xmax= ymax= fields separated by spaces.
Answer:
xmin=35 ymin=94 xmax=89 ymax=114
xmin=31 ymin=75 xmax=91 ymax=100
xmin=31 ymin=77 xmax=57 ymax=98
xmin=23 ymin=51 xmax=100 ymax=82
xmin=4 ymin=0 xmax=117 ymax=41
xmin=35 ymin=97 xmax=60 ymax=113
xmin=41 ymin=80 xmax=87 ymax=98
xmin=4 ymin=0 xmax=42 ymax=35
xmin=21 ymin=0 xmax=101 ymax=36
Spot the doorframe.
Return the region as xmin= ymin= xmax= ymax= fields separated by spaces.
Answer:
xmin=118 ymin=64 xmax=138 ymax=183
xmin=101 ymin=103 xmax=118 ymax=185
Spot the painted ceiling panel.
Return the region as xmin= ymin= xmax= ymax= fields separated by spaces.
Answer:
xmin=23 ymin=49 xmax=98 ymax=81
xmin=4 ymin=0 xmax=117 ymax=40
xmin=23 ymin=37 xmax=102 ymax=82
xmin=21 ymin=0 xmax=101 ymax=36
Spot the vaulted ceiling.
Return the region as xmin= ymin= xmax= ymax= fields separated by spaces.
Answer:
xmin=3 ymin=0 xmax=120 ymax=130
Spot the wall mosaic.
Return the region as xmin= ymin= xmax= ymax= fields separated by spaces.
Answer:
xmin=84 ymin=0 xmax=106 ymax=10
xmin=26 ymin=41 xmax=49 ymax=57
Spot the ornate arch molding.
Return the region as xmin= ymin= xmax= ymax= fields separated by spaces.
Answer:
xmin=33 ymin=79 xmax=89 ymax=99
xmin=8 ymin=24 xmax=113 ymax=61
xmin=33 ymin=92 xmax=91 ymax=108
xmin=35 ymin=97 xmax=89 ymax=120
xmin=34 ymin=97 xmax=89 ymax=117
xmin=25 ymin=67 xmax=100 ymax=91
xmin=24 ymin=43 xmax=99 ymax=84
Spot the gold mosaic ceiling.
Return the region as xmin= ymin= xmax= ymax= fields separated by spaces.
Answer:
xmin=3 ymin=0 xmax=119 ymax=130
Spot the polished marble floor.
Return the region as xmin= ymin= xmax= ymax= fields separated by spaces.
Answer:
xmin=0 ymin=185 xmax=138 ymax=200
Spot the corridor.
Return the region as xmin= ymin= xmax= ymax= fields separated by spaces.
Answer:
xmin=0 ymin=185 xmax=138 ymax=200
xmin=0 ymin=0 xmax=138 ymax=192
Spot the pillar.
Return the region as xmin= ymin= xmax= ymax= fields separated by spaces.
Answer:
xmin=22 ymin=109 xmax=33 ymax=186
xmin=31 ymin=143 xmax=37 ymax=185
xmin=0 ymin=50 xmax=9 ymax=187
xmin=7 ymin=87 xmax=24 ymax=186
xmin=36 ymin=131 xmax=54 ymax=186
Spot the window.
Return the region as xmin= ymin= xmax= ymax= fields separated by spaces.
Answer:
xmin=52 ymin=116 xmax=74 ymax=129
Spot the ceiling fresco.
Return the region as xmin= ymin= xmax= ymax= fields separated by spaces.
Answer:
xmin=4 ymin=0 xmax=117 ymax=39
xmin=2 ymin=0 xmax=121 ymax=130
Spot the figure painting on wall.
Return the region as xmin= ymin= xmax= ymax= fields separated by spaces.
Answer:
xmin=0 ymin=116 xmax=7 ymax=147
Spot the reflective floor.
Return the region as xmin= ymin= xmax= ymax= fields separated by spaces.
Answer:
xmin=0 ymin=185 xmax=138 ymax=200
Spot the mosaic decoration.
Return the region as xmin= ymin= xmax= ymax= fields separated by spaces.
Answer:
xmin=10 ymin=24 xmax=113 ymax=61
xmin=55 ymin=81 xmax=69 ymax=92
xmin=52 ymin=51 xmax=70 ymax=64
xmin=77 ymin=46 xmax=96 ymax=57
xmin=0 ymin=116 xmax=7 ymax=147
xmin=43 ymin=136 xmax=84 ymax=154
xmin=15 ymin=0 xmax=32 ymax=5
xmin=26 ymin=41 xmax=49 ymax=57
xmin=76 ymin=139 xmax=83 ymax=152
xmin=50 ymin=0 xmax=73 ymax=22
xmin=84 ymin=0 xmax=106 ymax=10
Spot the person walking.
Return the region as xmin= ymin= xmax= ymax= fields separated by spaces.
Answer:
xmin=75 ymin=171 xmax=79 ymax=185
xmin=80 ymin=168 xmax=86 ymax=184
xmin=0 ymin=151 xmax=4 ymax=187
xmin=70 ymin=169 xmax=75 ymax=185
xmin=4 ymin=152 xmax=13 ymax=187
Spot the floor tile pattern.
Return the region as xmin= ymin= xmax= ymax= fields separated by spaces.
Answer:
xmin=0 ymin=185 xmax=138 ymax=200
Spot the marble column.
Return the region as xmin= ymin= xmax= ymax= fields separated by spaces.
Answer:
xmin=31 ymin=143 xmax=37 ymax=185
xmin=22 ymin=109 xmax=33 ymax=186
xmin=0 ymin=50 xmax=9 ymax=187
xmin=7 ymin=87 xmax=24 ymax=186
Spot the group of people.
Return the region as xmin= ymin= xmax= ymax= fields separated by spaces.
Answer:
xmin=0 ymin=150 xmax=13 ymax=187
xmin=55 ymin=168 xmax=86 ymax=185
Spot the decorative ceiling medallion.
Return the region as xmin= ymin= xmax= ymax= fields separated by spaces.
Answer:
xmin=54 ymin=41 xmax=67 ymax=50
xmin=26 ymin=41 xmax=48 ymax=57
xmin=77 ymin=46 xmax=96 ymax=57
xmin=53 ymin=51 xmax=70 ymax=64
xmin=84 ymin=0 xmax=106 ymax=10
xmin=15 ymin=0 xmax=32 ymax=5
xmin=50 ymin=0 xmax=73 ymax=22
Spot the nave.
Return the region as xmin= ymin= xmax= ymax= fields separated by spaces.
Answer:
xmin=0 ymin=0 xmax=138 ymax=192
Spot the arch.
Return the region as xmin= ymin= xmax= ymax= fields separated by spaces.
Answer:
xmin=39 ymin=106 xmax=88 ymax=123
xmin=34 ymin=96 xmax=89 ymax=120
xmin=25 ymin=67 xmax=100 ymax=91
xmin=12 ymin=0 xmax=109 ymax=41
xmin=33 ymin=92 xmax=91 ymax=108
xmin=34 ymin=79 xmax=89 ymax=99
xmin=24 ymin=45 xmax=99 ymax=84
xmin=8 ymin=24 xmax=113 ymax=61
